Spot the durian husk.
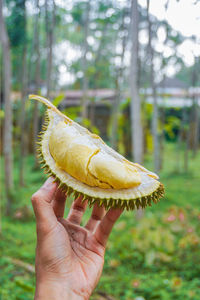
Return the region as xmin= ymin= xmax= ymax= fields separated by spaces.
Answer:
xmin=30 ymin=94 xmax=165 ymax=210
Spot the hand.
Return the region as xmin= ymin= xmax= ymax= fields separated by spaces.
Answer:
xmin=31 ymin=177 xmax=123 ymax=300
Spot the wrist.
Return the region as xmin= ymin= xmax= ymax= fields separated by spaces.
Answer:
xmin=35 ymin=279 xmax=88 ymax=300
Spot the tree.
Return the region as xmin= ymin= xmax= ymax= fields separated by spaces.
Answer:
xmin=19 ymin=0 xmax=27 ymax=186
xmin=147 ymin=0 xmax=160 ymax=173
xmin=45 ymin=0 xmax=56 ymax=99
xmin=190 ymin=56 xmax=199 ymax=157
xmin=111 ymin=6 xmax=129 ymax=150
xmin=130 ymin=0 xmax=144 ymax=220
xmin=130 ymin=0 xmax=143 ymax=163
xmin=89 ymin=15 xmax=109 ymax=127
xmin=32 ymin=0 xmax=41 ymax=166
xmin=81 ymin=0 xmax=90 ymax=121
xmin=0 ymin=0 xmax=13 ymax=214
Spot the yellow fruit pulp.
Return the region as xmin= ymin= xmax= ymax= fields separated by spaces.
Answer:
xmin=49 ymin=121 xmax=141 ymax=189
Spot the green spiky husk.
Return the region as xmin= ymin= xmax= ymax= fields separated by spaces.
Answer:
xmin=37 ymin=112 xmax=165 ymax=211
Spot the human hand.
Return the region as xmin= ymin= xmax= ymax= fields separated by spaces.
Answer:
xmin=31 ymin=177 xmax=123 ymax=300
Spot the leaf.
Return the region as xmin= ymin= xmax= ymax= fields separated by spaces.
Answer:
xmin=91 ymin=126 xmax=100 ymax=135
xmin=157 ymin=252 xmax=172 ymax=262
xmin=82 ymin=118 xmax=91 ymax=128
xmin=145 ymin=250 xmax=156 ymax=266
xmin=0 ymin=109 xmax=5 ymax=119
xmin=151 ymin=230 xmax=162 ymax=247
xmin=15 ymin=278 xmax=34 ymax=292
xmin=163 ymin=232 xmax=175 ymax=253
xmin=52 ymin=94 xmax=65 ymax=107
xmin=108 ymin=259 xmax=120 ymax=267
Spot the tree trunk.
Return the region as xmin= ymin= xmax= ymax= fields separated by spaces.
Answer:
xmin=111 ymin=85 xmax=120 ymax=151
xmin=147 ymin=0 xmax=160 ymax=174
xmin=130 ymin=0 xmax=143 ymax=220
xmin=19 ymin=0 xmax=27 ymax=186
xmin=0 ymin=0 xmax=13 ymax=214
xmin=81 ymin=1 xmax=90 ymax=121
xmin=130 ymin=0 xmax=143 ymax=164
xmin=184 ymin=129 xmax=189 ymax=173
xmin=111 ymin=8 xmax=128 ymax=151
xmin=159 ymin=17 xmax=169 ymax=171
xmin=190 ymin=57 xmax=199 ymax=157
xmin=193 ymin=99 xmax=199 ymax=157
xmin=152 ymin=84 xmax=160 ymax=173
xmin=90 ymin=22 xmax=109 ymax=128
xmin=19 ymin=44 xmax=28 ymax=186
xmin=175 ymin=129 xmax=182 ymax=173
xmin=45 ymin=0 xmax=56 ymax=99
xmin=33 ymin=0 xmax=41 ymax=166
xmin=180 ymin=106 xmax=189 ymax=173
xmin=159 ymin=107 xmax=165 ymax=170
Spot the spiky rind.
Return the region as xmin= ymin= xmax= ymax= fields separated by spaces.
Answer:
xmin=37 ymin=112 xmax=165 ymax=210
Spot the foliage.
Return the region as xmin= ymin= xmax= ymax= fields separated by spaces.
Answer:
xmin=3 ymin=0 xmax=197 ymax=92
xmin=1 ymin=144 xmax=200 ymax=299
xmin=164 ymin=116 xmax=181 ymax=140
xmin=99 ymin=205 xmax=200 ymax=300
xmin=52 ymin=93 xmax=65 ymax=107
xmin=1 ymin=0 xmax=200 ymax=298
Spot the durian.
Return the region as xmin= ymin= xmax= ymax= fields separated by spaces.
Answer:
xmin=29 ymin=94 xmax=164 ymax=210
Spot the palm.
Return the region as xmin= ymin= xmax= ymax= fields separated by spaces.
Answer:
xmin=34 ymin=185 xmax=122 ymax=299
xmin=61 ymin=221 xmax=104 ymax=295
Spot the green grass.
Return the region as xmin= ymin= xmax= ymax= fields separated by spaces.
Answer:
xmin=1 ymin=144 xmax=200 ymax=299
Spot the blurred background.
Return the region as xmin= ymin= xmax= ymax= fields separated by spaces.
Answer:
xmin=0 ymin=0 xmax=200 ymax=299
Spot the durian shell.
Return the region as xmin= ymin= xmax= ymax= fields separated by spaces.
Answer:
xmin=30 ymin=95 xmax=165 ymax=210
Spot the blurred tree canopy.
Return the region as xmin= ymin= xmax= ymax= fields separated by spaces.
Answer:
xmin=1 ymin=1 xmax=200 ymax=298
xmin=2 ymin=0 xmax=199 ymax=92
xmin=0 ymin=0 xmax=199 ymax=208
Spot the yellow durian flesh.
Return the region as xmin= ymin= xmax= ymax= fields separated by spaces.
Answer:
xmin=49 ymin=121 xmax=141 ymax=189
xmin=29 ymin=94 xmax=164 ymax=210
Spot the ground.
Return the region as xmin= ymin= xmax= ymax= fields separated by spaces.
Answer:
xmin=1 ymin=144 xmax=200 ymax=300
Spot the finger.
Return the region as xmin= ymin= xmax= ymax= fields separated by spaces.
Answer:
xmin=67 ymin=196 xmax=88 ymax=225
xmin=94 ymin=208 xmax=123 ymax=247
xmin=31 ymin=177 xmax=58 ymax=226
xmin=85 ymin=203 xmax=105 ymax=232
xmin=53 ymin=188 xmax=67 ymax=218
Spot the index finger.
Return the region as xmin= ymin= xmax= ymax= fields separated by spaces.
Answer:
xmin=31 ymin=177 xmax=58 ymax=232
xmin=94 ymin=208 xmax=123 ymax=247
xmin=53 ymin=187 xmax=67 ymax=218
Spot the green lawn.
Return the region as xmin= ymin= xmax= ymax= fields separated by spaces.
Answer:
xmin=1 ymin=144 xmax=200 ymax=300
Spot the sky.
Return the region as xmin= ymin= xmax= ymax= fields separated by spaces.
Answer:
xmin=138 ymin=0 xmax=200 ymax=65
xmin=139 ymin=0 xmax=200 ymax=38
xmin=56 ymin=0 xmax=200 ymax=85
xmin=138 ymin=0 xmax=200 ymax=78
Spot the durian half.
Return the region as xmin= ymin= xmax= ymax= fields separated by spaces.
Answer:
xmin=30 ymin=94 xmax=164 ymax=210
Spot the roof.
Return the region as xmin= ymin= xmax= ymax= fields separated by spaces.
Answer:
xmin=60 ymin=89 xmax=116 ymax=107
xmin=158 ymin=77 xmax=188 ymax=89
xmin=65 ymin=89 xmax=115 ymax=99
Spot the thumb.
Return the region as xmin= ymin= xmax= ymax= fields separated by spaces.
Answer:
xmin=31 ymin=177 xmax=58 ymax=231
